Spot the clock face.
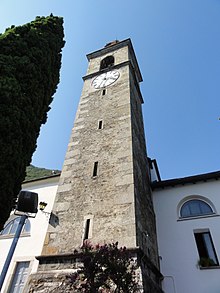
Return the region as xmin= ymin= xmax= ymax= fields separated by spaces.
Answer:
xmin=92 ymin=70 xmax=120 ymax=89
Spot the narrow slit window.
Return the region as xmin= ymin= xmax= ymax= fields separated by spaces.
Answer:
xmin=98 ymin=120 xmax=103 ymax=129
xmin=84 ymin=219 xmax=90 ymax=240
xmin=93 ymin=162 xmax=98 ymax=177
xmin=102 ymin=89 xmax=106 ymax=96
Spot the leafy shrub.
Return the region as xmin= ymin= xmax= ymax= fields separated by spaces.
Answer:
xmin=64 ymin=242 xmax=139 ymax=293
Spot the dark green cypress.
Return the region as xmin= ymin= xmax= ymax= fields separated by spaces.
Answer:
xmin=0 ymin=15 xmax=65 ymax=230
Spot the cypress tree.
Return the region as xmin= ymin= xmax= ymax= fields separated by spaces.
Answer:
xmin=0 ymin=15 xmax=65 ymax=230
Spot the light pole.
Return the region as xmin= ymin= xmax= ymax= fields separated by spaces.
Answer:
xmin=0 ymin=190 xmax=38 ymax=291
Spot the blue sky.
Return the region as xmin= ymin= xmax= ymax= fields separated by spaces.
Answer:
xmin=0 ymin=0 xmax=220 ymax=180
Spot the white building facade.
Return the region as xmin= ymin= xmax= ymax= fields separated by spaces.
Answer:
xmin=0 ymin=175 xmax=59 ymax=293
xmin=1 ymin=167 xmax=220 ymax=293
xmin=152 ymin=171 xmax=220 ymax=293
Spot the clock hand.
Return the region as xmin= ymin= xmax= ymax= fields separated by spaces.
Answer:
xmin=100 ymin=79 xmax=106 ymax=88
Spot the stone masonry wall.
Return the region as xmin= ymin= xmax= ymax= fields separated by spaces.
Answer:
xmin=29 ymin=40 xmax=163 ymax=293
xmin=42 ymin=57 xmax=137 ymax=255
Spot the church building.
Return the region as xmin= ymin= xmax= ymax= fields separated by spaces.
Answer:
xmin=0 ymin=39 xmax=220 ymax=293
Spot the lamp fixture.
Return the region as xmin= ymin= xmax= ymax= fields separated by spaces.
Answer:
xmin=39 ymin=201 xmax=47 ymax=211
xmin=39 ymin=201 xmax=59 ymax=227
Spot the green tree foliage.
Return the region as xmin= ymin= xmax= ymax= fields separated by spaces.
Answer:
xmin=25 ymin=164 xmax=60 ymax=181
xmin=0 ymin=15 xmax=65 ymax=230
xmin=59 ymin=242 xmax=139 ymax=293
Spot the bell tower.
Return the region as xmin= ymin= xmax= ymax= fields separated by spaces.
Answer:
xmin=28 ymin=39 xmax=163 ymax=292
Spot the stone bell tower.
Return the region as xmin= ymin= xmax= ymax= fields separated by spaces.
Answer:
xmin=28 ymin=39 xmax=163 ymax=292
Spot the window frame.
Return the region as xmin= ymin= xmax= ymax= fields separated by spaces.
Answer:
xmin=5 ymin=258 xmax=34 ymax=293
xmin=8 ymin=261 xmax=30 ymax=292
xmin=194 ymin=229 xmax=219 ymax=268
xmin=177 ymin=196 xmax=216 ymax=220
xmin=0 ymin=216 xmax=31 ymax=239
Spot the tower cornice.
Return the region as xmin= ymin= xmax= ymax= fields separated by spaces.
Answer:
xmin=82 ymin=60 xmax=144 ymax=103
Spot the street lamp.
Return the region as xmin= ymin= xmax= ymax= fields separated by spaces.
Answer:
xmin=0 ymin=190 xmax=38 ymax=291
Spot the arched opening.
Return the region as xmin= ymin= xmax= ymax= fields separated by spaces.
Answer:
xmin=0 ymin=216 xmax=30 ymax=236
xmin=100 ymin=56 xmax=114 ymax=70
xmin=180 ymin=199 xmax=214 ymax=218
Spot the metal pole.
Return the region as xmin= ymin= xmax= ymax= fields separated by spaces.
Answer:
xmin=0 ymin=215 xmax=27 ymax=291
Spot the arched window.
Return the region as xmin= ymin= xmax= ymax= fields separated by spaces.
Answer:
xmin=0 ymin=217 xmax=30 ymax=237
xmin=100 ymin=56 xmax=114 ymax=70
xmin=180 ymin=199 xmax=214 ymax=218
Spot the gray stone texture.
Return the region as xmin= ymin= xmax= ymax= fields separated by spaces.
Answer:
xmin=29 ymin=39 xmax=163 ymax=292
xmin=42 ymin=62 xmax=137 ymax=254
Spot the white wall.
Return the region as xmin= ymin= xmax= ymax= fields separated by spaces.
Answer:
xmin=0 ymin=176 xmax=59 ymax=292
xmin=153 ymin=179 xmax=220 ymax=293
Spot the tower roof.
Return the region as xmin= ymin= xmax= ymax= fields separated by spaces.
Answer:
xmin=104 ymin=40 xmax=120 ymax=47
